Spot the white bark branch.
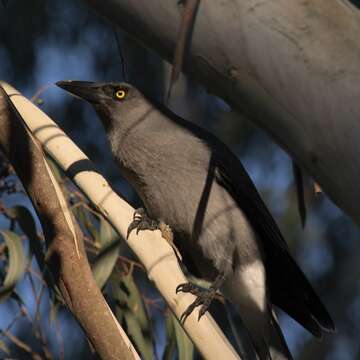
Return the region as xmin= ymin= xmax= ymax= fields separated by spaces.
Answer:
xmin=85 ymin=0 xmax=360 ymax=226
xmin=0 ymin=85 xmax=139 ymax=360
xmin=0 ymin=82 xmax=240 ymax=360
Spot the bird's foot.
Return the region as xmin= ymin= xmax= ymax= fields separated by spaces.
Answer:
xmin=127 ymin=208 xmax=182 ymax=260
xmin=158 ymin=222 xmax=174 ymax=244
xmin=127 ymin=207 xmax=160 ymax=239
xmin=176 ymin=282 xmax=218 ymax=323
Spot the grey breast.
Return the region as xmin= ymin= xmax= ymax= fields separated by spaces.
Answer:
xmin=109 ymin=106 xmax=260 ymax=277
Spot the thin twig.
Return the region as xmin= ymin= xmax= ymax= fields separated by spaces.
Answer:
xmin=117 ymin=255 xmax=144 ymax=271
xmin=3 ymin=331 xmax=43 ymax=360
xmin=23 ymin=273 xmax=52 ymax=359
xmin=54 ymin=315 xmax=64 ymax=360
xmin=0 ymin=311 xmax=24 ymax=337
xmin=166 ymin=0 xmax=200 ymax=103
xmin=292 ymin=161 xmax=307 ymax=227
xmin=36 ymin=328 xmax=53 ymax=360
xmin=34 ymin=285 xmax=46 ymax=324
xmin=31 ymin=84 xmax=53 ymax=103
xmin=113 ymin=26 xmax=127 ymax=80
xmin=27 ymin=267 xmax=47 ymax=286
xmin=314 ymin=181 xmax=322 ymax=195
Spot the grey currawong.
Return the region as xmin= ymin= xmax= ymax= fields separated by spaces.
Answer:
xmin=57 ymin=80 xmax=335 ymax=360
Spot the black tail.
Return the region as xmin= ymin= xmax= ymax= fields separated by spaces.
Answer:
xmin=267 ymin=251 xmax=335 ymax=338
xmin=268 ymin=308 xmax=293 ymax=360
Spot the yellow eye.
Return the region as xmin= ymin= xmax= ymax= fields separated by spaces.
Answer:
xmin=115 ymin=90 xmax=126 ymax=99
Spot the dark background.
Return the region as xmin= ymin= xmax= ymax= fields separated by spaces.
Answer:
xmin=0 ymin=1 xmax=359 ymax=359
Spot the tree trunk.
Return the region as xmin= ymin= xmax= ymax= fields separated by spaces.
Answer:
xmin=85 ymin=0 xmax=360 ymax=226
xmin=0 ymin=86 xmax=139 ymax=360
xmin=1 ymin=82 xmax=240 ymax=360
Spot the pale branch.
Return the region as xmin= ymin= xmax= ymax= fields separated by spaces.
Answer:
xmin=0 ymin=82 xmax=241 ymax=359
xmin=85 ymin=0 xmax=360 ymax=226
xmin=0 ymin=85 xmax=139 ymax=360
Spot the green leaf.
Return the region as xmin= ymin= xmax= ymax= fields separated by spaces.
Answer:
xmin=124 ymin=310 xmax=153 ymax=360
xmin=122 ymin=274 xmax=148 ymax=327
xmin=49 ymin=301 xmax=59 ymax=325
xmin=5 ymin=206 xmax=61 ymax=300
xmin=163 ymin=312 xmax=177 ymax=360
xmin=92 ymin=217 xmax=121 ymax=289
xmin=6 ymin=206 xmax=44 ymax=270
xmin=173 ymin=314 xmax=194 ymax=360
xmin=111 ymin=273 xmax=154 ymax=360
xmin=72 ymin=204 xmax=99 ymax=242
xmin=0 ymin=230 xmax=27 ymax=303
xmin=0 ymin=339 xmax=9 ymax=355
xmin=111 ymin=279 xmax=129 ymax=307
xmin=45 ymin=156 xmax=63 ymax=182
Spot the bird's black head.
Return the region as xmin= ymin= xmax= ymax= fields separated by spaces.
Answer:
xmin=56 ymin=80 xmax=145 ymax=130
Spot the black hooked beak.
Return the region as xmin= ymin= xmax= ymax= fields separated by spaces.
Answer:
xmin=56 ymin=80 xmax=104 ymax=103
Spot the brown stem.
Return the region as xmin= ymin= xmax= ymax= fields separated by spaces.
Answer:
xmin=0 ymin=87 xmax=139 ymax=360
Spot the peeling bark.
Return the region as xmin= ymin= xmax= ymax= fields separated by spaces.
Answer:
xmin=1 ymin=82 xmax=240 ymax=360
xmin=0 ymin=87 xmax=139 ymax=360
xmin=86 ymin=0 xmax=360 ymax=225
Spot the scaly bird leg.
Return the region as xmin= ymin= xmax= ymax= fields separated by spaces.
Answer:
xmin=127 ymin=208 xmax=182 ymax=260
xmin=127 ymin=207 xmax=160 ymax=238
xmin=176 ymin=274 xmax=226 ymax=323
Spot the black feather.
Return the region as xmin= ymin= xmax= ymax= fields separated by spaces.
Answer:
xmin=292 ymin=161 xmax=307 ymax=228
xmin=213 ymin=148 xmax=335 ymax=336
xmin=120 ymin=94 xmax=335 ymax=335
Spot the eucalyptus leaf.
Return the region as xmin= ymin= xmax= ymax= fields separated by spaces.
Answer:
xmin=121 ymin=274 xmax=148 ymax=327
xmin=173 ymin=314 xmax=194 ymax=360
xmin=49 ymin=301 xmax=59 ymax=325
xmin=163 ymin=312 xmax=177 ymax=360
xmin=92 ymin=217 xmax=121 ymax=289
xmin=114 ymin=304 xmax=124 ymax=324
xmin=6 ymin=205 xmax=44 ymax=270
xmin=124 ymin=310 xmax=153 ymax=360
xmin=45 ymin=156 xmax=63 ymax=182
xmin=6 ymin=206 xmax=61 ymax=299
xmin=0 ymin=230 xmax=27 ymax=303
xmin=111 ymin=273 xmax=154 ymax=360
xmin=72 ymin=203 xmax=99 ymax=242
xmin=111 ymin=278 xmax=129 ymax=307
xmin=0 ymin=339 xmax=9 ymax=355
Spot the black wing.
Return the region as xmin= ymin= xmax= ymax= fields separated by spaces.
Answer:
xmin=151 ymin=97 xmax=334 ymax=335
xmin=213 ymin=146 xmax=335 ymax=337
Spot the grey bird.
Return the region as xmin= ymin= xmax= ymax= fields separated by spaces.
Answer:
xmin=56 ymin=80 xmax=335 ymax=360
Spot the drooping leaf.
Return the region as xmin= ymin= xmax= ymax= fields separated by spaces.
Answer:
xmin=49 ymin=301 xmax=59 ymax=325
xmin=92 ymin=217 xmax=121 ymax=289
xmin=111 ymin=273 xmax=154 ymax=360
xmin=122 ymin=274 xmax=148 ymax=328
xmin=6 ymin=205 xmax=45 ymax=270
xmin=45 ymin=156 xmax=63 ymax=183
xmin=0 ymin=339 xmax=9 ymax=355
xmin=72 ymin=203 xmax=99 ymax=243
xmin=124 ymin=310 xmax=153 ymax=360
xmin=173 ymin=314 xmax=194 ymax=360
xmin=163 ymin=312 xmax=177 ymax=360
xmin=0 ymin=230 xmax=27 ymax=303
xmin=5 ymin=206 xmax=61 ymax=300
xmin=292 ymin=161 xmax=307 ymax=228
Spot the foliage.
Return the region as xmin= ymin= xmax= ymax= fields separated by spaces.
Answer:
xmin=0 ymin=156 xmax=198 ymax=359
xmin=0 ymin=1 xmax=360 ymax=359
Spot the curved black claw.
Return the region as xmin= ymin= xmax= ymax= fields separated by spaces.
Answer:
xmin=176 ymin=282 xmax=202 ymax=296
xmin=126 ymin=207 xmax=160 ymax=239
xmin=176 ymin=282 xmax=217 ymax=324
